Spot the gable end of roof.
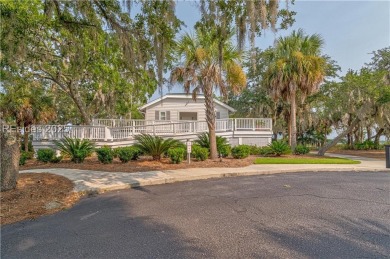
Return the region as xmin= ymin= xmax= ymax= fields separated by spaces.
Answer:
xmin=139 ymin=94 xmax=236 ymax=112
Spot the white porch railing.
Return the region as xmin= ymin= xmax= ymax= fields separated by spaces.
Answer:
xmin=234 ymin=118 xmax=272 ymax=131
xmin=30 ymin=125 xmax=107 ymax=141
xmin=32 ymin=118 xmax=272 ymax=141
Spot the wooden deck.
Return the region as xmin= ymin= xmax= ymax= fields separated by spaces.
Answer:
xmin=29 ymin=118 xmax=273 ymax=148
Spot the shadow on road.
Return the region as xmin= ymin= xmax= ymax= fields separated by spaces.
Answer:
xmin=1 ymin=194 xmax=207 ymax=259
xmin=256 ymin=214 xmax=390 ymax=258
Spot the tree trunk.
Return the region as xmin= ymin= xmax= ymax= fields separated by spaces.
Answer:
xmin=1 ymin=132 xmax=20 ymax=191
xmin=203 ymin=85 xmax=218 ymax=159
xmin=356 ymin=123 xmax=363 ymax=144
xmin=346 ymin=114 xmax=353 ymax=148
xmin=290 ymin=92 xmax=297 ymax=150
xmin=23 ymin=128 xmax=29 ymax=152
xmin=208 ymin=127 xmax=217 ymax=158
xmin=366 ymin=126 xmax=372 ymax=140
xmin=68 ymin=83 xmax=91 ymax=125
xmin=374 ymin=128 xmax=384 ymax=147
xmin=318 ymin=117 xmax=360 ymax=156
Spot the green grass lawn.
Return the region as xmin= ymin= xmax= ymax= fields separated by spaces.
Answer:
xmin=254 ymin=157 xmax=361 ymax=164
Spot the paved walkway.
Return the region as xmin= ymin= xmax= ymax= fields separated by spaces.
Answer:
xmin=21 ymin=154 xmax=388 ymax=194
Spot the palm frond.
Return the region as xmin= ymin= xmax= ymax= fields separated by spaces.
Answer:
xmin=54 ymin=137 xmax=95 ymax=163
xmin=134 ymin=134 xmax=182 ymax=160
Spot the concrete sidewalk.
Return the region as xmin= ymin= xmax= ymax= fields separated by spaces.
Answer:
xmin=21 ymin=154 xmax=388 ymax=194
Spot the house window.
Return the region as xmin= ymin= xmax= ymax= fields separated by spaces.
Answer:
xmin=155 ymin=110 xmax=170 ymax=120
xmin=160 ymin=111 xmax=166 ymax=120
xmin=216 ymin=111 xmax=221 ymax=119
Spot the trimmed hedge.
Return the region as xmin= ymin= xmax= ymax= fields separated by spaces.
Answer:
xmin=294 ymin=144 xmax=310 ymax=155
xmin=231 ymin=145 xmax=251 ymax=159
xmin=191 ymin=145 xmax=209 ymax=161
xmin=219 ymin=144 xmax=231 ymax=158
xmin=96 ymin=146 xmax=114 ymax=164
xmin=167 ymin=147 xmax=186 ymax=164
xmin=37 ymin=148 xmax=55 ymax=163
xmin=115 ymin=146 xmax=142 ymax=163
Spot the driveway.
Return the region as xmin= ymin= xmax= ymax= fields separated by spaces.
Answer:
xmin=2 ymin=171 xmax=389 ymax=258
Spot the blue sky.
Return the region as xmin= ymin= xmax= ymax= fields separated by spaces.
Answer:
xmin=151 ymin=0 xmax=390 ymax=100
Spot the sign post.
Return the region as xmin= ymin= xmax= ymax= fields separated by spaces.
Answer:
xmin=385 ymin=145 xmax=390 ymax=169
xmin=186 ymin=139 xmax=192 ymax=164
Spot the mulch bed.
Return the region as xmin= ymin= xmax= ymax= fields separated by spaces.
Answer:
xmin=21 ymin=155 xmax=258 ymax=173
xmin=0 ymin=173 xmax=81 ymax=225
xmin=20 ymin=153 xmax=344 ymax=173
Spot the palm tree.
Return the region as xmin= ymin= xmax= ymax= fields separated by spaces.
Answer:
xmin=0 ymin=82 xmax=56 ymax=151
xmin=265 ymin=29 xmax=327 ymax=150
xmin=170 ymin=30 xmax=246 ymax=159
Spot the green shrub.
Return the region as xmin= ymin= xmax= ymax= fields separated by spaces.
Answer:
xmin=258 ymin=146 xmax=273 ymax=156
xmin=249 ymin=145 xmax=261 ymax=155
xmin=134 ymin=134 xmax=182 ymax=160
xmin=51 ymin=156 xmax=63 ymax=163
xmin=167 ymin=147 xmax=186 ymax=164
xmin=25 ymin=151 xmax=35 ymax=159
xmin=355 ymin=140 xmax=377 ymax=150
xmin=268 ymin=141 xmax=291 ymax=156
xmin=231 ymin=145 xmax=251 ymax=159
xmin=219 ymin=144 xmax=231 ymax=158
xmin=18 ymin=149 xmax=34 ymax=159
xmin=294 ymin=144 xmax=310 ymax=155
xmin=195 ymin=133 xmax=229 ymax=155
xmin=163 ymin=142 xmax=186 ymax=158
xmin=54 ymin=137 xmax=95 ymax=163
xmin=191 ymin=144 xmax=209 ymax=161
xmin=19 ymin=151 xmax=29 ymax=166
xmin=75 ymin=150 xmax=90 ymax=163
xmin=96 ymin=146 xmax=114 ymax=164
xmin=37 ymin=148 xmax=55 ymax=163
xmin=115 ymin=146 xmax=141 ymax=163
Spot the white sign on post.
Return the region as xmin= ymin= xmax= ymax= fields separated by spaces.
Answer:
xmin=186 ymin=140 xmax=192 ymax=164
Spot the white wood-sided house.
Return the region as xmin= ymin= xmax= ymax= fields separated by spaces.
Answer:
xmin=139 ymin=93 xmax=235 ymax=121
xmin=30 ymin=93 xmax=274 ymax=149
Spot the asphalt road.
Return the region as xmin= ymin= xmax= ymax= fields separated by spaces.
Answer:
xmin=2 ymin=171 xmax=390 ymax=259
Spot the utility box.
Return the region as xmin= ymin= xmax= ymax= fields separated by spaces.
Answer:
xmin=386 ymin=145 xmax=390 ymax=169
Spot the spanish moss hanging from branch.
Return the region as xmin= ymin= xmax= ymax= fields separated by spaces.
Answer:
xmin=196 ymin=0 xmax=295 ymax=69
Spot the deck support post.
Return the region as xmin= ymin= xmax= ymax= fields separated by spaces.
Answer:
xmin=104 ymin=127 xmax=112 ymax=141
